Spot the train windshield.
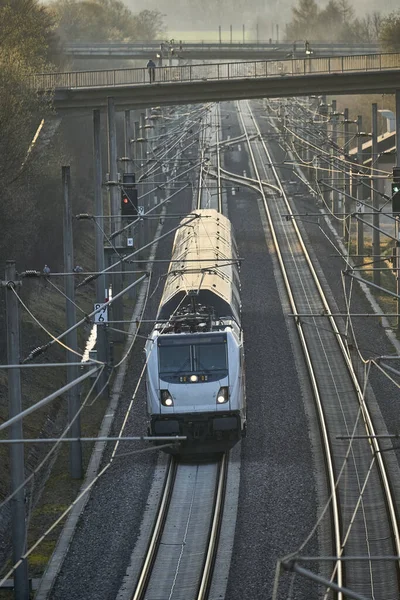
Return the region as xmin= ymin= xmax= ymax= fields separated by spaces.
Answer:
xmin=158 ymin=334 xmax=228 ymax=377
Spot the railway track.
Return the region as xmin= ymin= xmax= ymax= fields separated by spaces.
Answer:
xmin=235 ymin=98 xmax=400 ymax=598
xmin=131 ymin=105 xmax=229 ymax=600
xmin=131 ymin=454 xmax=228 ymax=600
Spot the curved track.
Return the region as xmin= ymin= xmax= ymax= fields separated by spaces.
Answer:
xmin=235 ymin=99 xmax=400 ymax=598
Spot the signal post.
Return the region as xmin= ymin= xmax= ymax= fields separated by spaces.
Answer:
xmin=393 ymin=90 xmax=400 ymax=330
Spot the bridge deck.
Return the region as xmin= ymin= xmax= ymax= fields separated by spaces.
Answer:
xmin=33 ymin=53 xmax=400 ymax=111
xmin=34 ymin=52 xmax=400 ymax=90
xmin=65 ymin=41 xmax=380 ymax=60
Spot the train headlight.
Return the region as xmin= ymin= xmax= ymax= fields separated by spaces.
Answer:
xmin=189 ymin=374 xmax=198 ymax=383
xmin=161 ymin=390 xmax=173 ymax=406
xmin=217 ymin=386 xmax=229 ymax=404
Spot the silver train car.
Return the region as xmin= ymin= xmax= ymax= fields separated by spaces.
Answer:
xmin=145 ymin=209 xmax=246 ymax=453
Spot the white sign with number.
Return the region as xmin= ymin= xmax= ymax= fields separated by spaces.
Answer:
xmin=127 ymin=237 xmax=134 ymax=247
xmin=94 ymin=303 xmax=108 ymax=323
xmin=138 ymin=206 xmax=145 ymax=216
xmin=356 ymin=201 xmax=364 ymax=213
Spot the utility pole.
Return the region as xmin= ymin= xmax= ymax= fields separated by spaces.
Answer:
xmin=62 ymin=166 xmax=82 ymax=479
xmin=134 ymin=119 xmax=140 ymax=172
xmin=242 ymin=24 xmax=245 ymax=44
xmin=372 ymin=102 xmax=380 ymax=286
xmin=356 ymin=115 xmax=364 ymax=258
xmin=124 ymin=110 xmax=132 ymax=173
xmin=218 ymin=25 xmax=221 ymax=44
xmin=343 ymin=107 xmax=350 ymax=243
xmin=395 ymin=90 xmax=400 ymax=329
xmin=140 ymin=111 xmax=147 ymax=247
xmin=330 ymin=100 xmax=337 ymax=215
xmin=230 ymin=24 xmax=232 ymax=44
xmin=107 ymin=97 xmax=124 ymax=339
xmin=5 ymin=260 xmax=30 ymax=599
xmin=93 ymin=110 xmax=108 ymax=394
xmin=319 ymin=97 xmax=329 ymax=209
xmin=331 ymin=101 xmax=339 ymax=216
xmin=123 ymin=109 xmax=136 ymax=299
xmin=133 ymin=119 xmax=142 ymax=257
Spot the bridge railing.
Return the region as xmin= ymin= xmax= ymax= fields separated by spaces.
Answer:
xmin=32 ymin=52 xmax=400 ymax=90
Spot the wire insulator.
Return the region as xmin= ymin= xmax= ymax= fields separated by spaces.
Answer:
xmin=23 ymin=342 xmax=52 ymax=363
xmin=75 ymin=213 xmax=92 ymax=220
xmin=76 ymin=274 xmax=97 ymax=288
xmin=21 ymin=270 xmax=41 ymax=278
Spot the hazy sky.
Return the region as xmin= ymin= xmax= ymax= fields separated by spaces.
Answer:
xmin=120 ymin=0 xmax=399 ymax=34
xmin=40 ymin=0 xmax=399 ymax=36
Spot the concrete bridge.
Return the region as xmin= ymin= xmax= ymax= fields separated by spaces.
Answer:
xmin=64 ymin=41 xmax=381 ymax=61
xmin=33 ymin=53 xmax=400 ymax=111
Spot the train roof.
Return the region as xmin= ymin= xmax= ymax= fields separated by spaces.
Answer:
xmin=158 ymin=209 xmax=241 ymax=325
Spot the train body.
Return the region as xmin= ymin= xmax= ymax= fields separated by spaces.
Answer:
xmin=145 ymin=209 xmax=246 ymax=453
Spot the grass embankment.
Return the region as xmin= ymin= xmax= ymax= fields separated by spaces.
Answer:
xmin=0 ymin=228 xmax=117 ymax=597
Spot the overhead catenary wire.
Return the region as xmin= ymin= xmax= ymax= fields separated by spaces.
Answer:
xmin=0 ymin=104 xmax=205 ymax=584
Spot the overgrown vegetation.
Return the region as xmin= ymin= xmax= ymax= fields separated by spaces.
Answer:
xmin=0 ymin=0 xmax=101 ymax=579
xmin=379 ymin=10 xmax=400 ymax=51
xmin=284 ymin=0 xmax=394 ymax=45
xmin=48 ymin=0 xmax=165 ymax=42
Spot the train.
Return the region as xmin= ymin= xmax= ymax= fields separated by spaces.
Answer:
xmin=145 ymin=208 xmax=246 ymax=453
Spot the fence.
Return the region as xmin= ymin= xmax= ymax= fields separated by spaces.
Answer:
xmin=32 ymin=52 xmax=400 ymax=91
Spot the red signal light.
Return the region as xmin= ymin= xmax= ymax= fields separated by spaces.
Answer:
xmin=123 ymin=197 xmax=129 ymax=204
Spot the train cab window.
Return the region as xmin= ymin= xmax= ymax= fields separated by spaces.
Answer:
xmin=159 ymin=345 xmax=191 ymax=374
xmin=194 ymin=343 xmax=227 ymax=373
xmin=158 ymin=334 xmax=228 ymax=380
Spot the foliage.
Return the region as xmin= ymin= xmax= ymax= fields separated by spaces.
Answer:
xmin=286 ymin=0 xmax=319 ymax=40
xmin=350 ymin=13 xmax=382 ymax=43
xmin=0 ymin=0 xmax=58 ymax=70
xmin=131 ymin=10 xmax=166 ymax=42
xmin=285 ymin=0 xmax=381 ymax=43
xmin=379 ymin=11 xmax=400 ymax=51
xmin=48 ymin=0 xmax=165 ymax=42
xmin=0 ymin=0 xmax=57 ymax=187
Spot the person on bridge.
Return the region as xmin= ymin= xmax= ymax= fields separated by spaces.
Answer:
xmin=146 ymin=59 xmax=156 ymax=83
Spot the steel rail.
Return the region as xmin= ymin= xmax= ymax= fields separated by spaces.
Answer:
xmin=244 ymin=99 xmax=400 ymax=593
xmin=132 ymin=111 xmax=229 ymax=600
xmin=132 ymin=454 xmax=227 ymax=600
xmin=236 ymin=99 xmax=343 ymax=595
xmin=197 ymin=453 xmax=228 ymax=599
xmin=249 ymin=100 xmax=400 ymax=552
xmin=132 ymin=457 xmax=176 ymax=600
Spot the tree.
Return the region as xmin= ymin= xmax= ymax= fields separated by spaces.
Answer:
xmin=0 ymin=0 xmax=56 ymax=185
xmin=317 ymin=1 xmax=343 ymax=41
xmin=337 ymin=0 xmax=353 ymax=24
xmin=49 ymin=0 xmax=165 ymax=42
xmin=285 ymin=0 xmax=383 ymax=44
xmin=0 ymin=0 xmax=58 ymax=70
xmin=131 ymin=10 xmax=166 ymax=41
xmin=379 ymin=11 xmax=400 ymax=51
xmin=286 ymin=0 xmax=319 ymax=40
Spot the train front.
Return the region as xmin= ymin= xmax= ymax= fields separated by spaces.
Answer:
xmin=145 ymin=326 xmax=245 ymax=453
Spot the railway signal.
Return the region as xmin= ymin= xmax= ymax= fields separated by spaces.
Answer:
xmin=392 ymin=167 xmax=400 ymax=214
xmin=121 ymin=172 xmax=138 ymax=217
